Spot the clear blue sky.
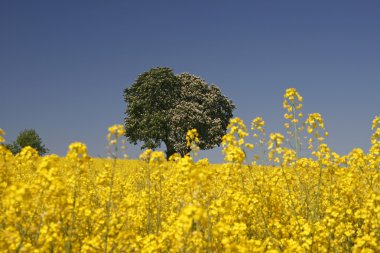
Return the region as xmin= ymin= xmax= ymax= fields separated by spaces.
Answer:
xmin=1 ymin=1 xmax=379 ymax=162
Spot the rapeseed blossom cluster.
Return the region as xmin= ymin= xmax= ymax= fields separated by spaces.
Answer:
xmin=222 ymin=118 xmax=250 ymax=164
xmin=251 ymin=117 xmax=267 ymax=164
xmin=0 ymin=128 xmax=5 ymax=143
xmin=186 ymin=129 xmax=200 ymax=157
xmin=0 ymin=89 xmax=379 ymax=252
xmin=305 ymin=113 xmax=327 ymax=147
xmin=283 ymin=88 xmax=304 ymax=157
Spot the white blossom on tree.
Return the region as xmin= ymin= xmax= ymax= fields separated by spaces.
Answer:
xmin=124 ymin=67 xmax=235 ymax=158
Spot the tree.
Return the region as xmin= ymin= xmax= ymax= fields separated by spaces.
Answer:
xmin=6 ymin=129 xmax=49 ymax=156
xmin=3 ymin=142 xmax=21 ymax=155
xmin=124 ymin=67 xmax=235 ymax=158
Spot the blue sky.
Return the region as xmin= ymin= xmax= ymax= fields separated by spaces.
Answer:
xmin=1 ymin=1 xmax=379 ymax=162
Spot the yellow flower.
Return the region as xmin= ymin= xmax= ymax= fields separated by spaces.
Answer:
xmin=372 ymin=115 xmax=380 ymax=130
xmin=0 ymin=128 xmax=5 ymax=143
xmin=245 ymin=143 xmax=254 ymax=149
xmin=67 ymin=142 xmax=88 ymax=160
xmin=2 ymin=88 xmax=380 ymax=253
xmin=149 ymin=151 xmax=165 ymax=164
xmin=107 ymin=124 xmax=125 ymax=141
xmin=251 ymin=117 xmax=265 ymax=131
xmin=139 ymin=148 xmax=152 ymax=162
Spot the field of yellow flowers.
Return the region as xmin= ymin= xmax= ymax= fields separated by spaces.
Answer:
xmin=1 ymin=88 xmax=379 ymax=252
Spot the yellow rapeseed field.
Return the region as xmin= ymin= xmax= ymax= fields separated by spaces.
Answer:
xmin=1 ymin=89 xmax=379 ymax=252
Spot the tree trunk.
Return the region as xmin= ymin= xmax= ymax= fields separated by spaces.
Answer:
xmin=178 ymin=147 xmax=191 ymax=157
xmin=164 ymin=141 xmax=176 ymax=159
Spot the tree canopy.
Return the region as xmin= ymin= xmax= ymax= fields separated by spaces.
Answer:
xmin=124 ymin=67 xmax=235 ymax=158
xmin=5 ymin=129 xmax=49 ymax=156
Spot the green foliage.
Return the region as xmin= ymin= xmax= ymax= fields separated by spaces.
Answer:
xmin=6 ymin=129 xmax=49 ymax=156
xmin=3 ymin=142 xmax=21 ymax=155
xmin=124 ymin=67 xmax=235 ymax=158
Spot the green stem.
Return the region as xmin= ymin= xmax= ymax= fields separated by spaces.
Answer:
xmin=104 ymin=146 xmax=118 ymax=253
xmin=66 ymin=162 xmax=81 ymax=252
xmin=292 ymin=104 xmax=299 ymax=158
